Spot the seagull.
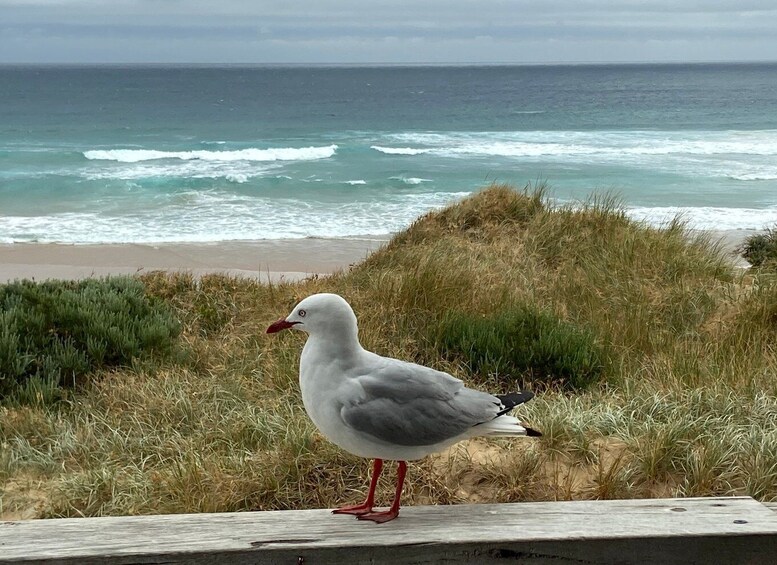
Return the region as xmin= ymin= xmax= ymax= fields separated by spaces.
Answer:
xmin=266 ymin=293 xmax=540 ymax=523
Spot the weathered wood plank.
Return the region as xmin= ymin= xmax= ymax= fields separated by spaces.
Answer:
xmin=765 ymin=501 xmax=777 ymax=513
xmin=1 ymin=497 xmax=777 ymax=564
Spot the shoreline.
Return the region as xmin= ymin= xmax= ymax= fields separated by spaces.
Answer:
xmin=0 ymin=230 xmax=753 ymax=283
xmin=0 ymin=237 xmax=389 ymax=283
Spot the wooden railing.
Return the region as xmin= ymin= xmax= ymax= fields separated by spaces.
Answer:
xmin=2 ymin=496 xmax=777 ymax=564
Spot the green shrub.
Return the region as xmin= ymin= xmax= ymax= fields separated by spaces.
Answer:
xmin=434 ymin=305 xmax=605 ymax=390
xmin=0 ymin=277 xmax=181 ymax=402
xmin=738 ymin=228 xmax=777 ymax=268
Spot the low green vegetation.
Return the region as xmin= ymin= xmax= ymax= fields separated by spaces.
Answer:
xmin=2 ymin=184 xmax=776 ymax=519
xmin=738 ymin=227 xmax=777 ymax=268
xmin=435 ymin=306 xmax=604 ymax=390
xmin=0 ymin=277 xmax=180 ymax=405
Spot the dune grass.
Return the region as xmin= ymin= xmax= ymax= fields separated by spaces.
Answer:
xmin=2 ymin=183 xmax=776 ymax=519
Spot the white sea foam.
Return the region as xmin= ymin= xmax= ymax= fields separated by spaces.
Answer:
xmin=344 ymin=179 xmax=367 ymax=185
xmin=375 ymin=130 xmax=777 ymax=159
xmin=83 ymin=144 xmax=338 ymax=163
xmin=371 ymin=130 xmax=777 ymax=184
xmin=626 ymin=206 xmax=777 ymax=231
xmin=0 ymin=191 xmax=472 ymax=244
xmin=390 ymin=176 xmax=433 ymax=185
xmin=225 ymin=173 xmax=250 ymax=183
xmin=371 ymin=145 xmax=431 ymax=155
xmin=728 ymin=171 xmax=777 ymax=181
xmin=82 ymin=160 xmax=276 ymax=182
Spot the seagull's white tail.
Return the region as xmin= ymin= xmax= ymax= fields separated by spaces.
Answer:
xmin=473 ymin=415 xmax=542 ymax=438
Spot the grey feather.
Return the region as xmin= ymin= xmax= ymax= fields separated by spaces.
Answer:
xmin=340 ymin=357 xmax=501 ymax=446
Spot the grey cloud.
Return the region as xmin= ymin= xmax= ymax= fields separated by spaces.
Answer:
xmin=1 ymin=0 xmax=775 ymax=63
xmin=8 ymin=19 xmax=776 ymax=43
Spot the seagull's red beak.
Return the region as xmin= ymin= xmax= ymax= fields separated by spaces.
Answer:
xmin=266 ymin=319 xmax=299 ymax=333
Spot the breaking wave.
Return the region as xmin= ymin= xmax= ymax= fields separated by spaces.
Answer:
xmin=371 ymin=130 xmax=777 ymax=159
xmin=0 ymin=191 xmax=473 ymax=244
xmin=83 ymin=144 xmax=338 ymax=163
xmin=627 ymin=206 xmax=777 ymax=231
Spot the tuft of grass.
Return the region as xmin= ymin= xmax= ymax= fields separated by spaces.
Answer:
xmin=737 ymin=227 xmax=777 ymax=268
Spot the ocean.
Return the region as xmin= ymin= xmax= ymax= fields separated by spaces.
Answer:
xmin=1 ymin=63 xmax=776 ymax=244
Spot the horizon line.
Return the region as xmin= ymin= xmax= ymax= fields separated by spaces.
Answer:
xmin=2 ymin=59 xmax=777 ymax=68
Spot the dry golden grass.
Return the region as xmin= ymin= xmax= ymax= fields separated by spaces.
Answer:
xmin=2 ymin=184 xmax=777 ymax=519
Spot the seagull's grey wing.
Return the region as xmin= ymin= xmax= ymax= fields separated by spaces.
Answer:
xmin=340 ymin=357 xmax=501 ymax=447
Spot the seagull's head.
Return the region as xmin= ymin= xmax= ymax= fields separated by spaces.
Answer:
xmin=266 ymin=293 xmax=358 ymax=337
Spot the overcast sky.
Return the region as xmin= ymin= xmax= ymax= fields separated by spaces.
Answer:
xmin=2 ymin=0 xmax=776 ymax=64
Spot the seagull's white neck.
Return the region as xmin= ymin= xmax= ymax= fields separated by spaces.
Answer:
xmin=304 ymin=320 xmax=363 ymax=362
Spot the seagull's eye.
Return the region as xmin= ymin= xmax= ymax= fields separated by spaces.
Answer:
xmin=298 ymin=309 xmax=306 ymax=317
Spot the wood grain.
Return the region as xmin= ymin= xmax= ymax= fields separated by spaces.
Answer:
xmin=2 ymin=497 xmax=777 ymax=564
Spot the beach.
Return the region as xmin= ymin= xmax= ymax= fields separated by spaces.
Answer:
xmin=0 ymin=230 xmax=753 ymax=283
xmin=0 ymin=237 xmax=388 ymax=283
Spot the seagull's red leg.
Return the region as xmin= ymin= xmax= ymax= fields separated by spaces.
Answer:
xmin=358 ymin=460 xmax=407 ymax=523
xmin=332 ymin=458 xmax=383 ymax=516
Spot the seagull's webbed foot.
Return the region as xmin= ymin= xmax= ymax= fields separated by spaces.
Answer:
xmin=356 ymin=461 xmax=406 ymax=524
xmin=332 ymin=460 xmax=406 ymax=523
xmin=356 ymin=509 xmax=399 ymax=523
xmin=332 ymin=502 xmax=374 ymax=516
xmin=332 ymin=459 xmax=384 ymax=517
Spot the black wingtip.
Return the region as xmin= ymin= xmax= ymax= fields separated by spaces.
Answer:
xmin=495 ymin=390 xmax=535 ymax=416
xmin=525 ymin=427 xmax=542 ymax=437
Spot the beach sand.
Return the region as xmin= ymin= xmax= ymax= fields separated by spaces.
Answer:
xmin=700 ymin=229 xmax=754 ymax=268
xmin=0 ymin=238 xmax=388 ymax=283
xmin=0 ymin=230 xmax=753 ymax=283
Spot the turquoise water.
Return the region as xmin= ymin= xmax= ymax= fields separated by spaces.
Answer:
xmin=1 ymin=63 xmax=776 ymax=243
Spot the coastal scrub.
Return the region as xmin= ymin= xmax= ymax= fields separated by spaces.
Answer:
xmin=0 ymin=277 xmax=180 ymax=404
